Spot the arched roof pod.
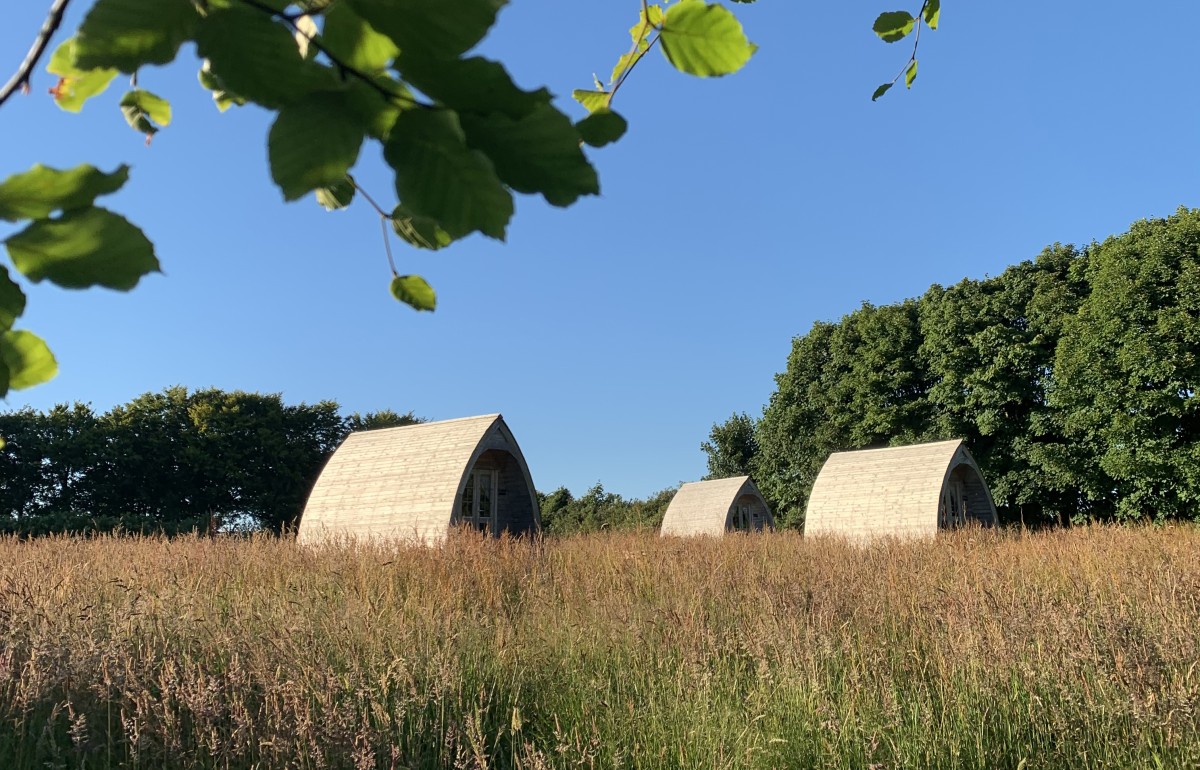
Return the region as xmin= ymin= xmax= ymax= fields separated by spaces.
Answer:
xmin=804 ymin=439 xmax=998 ymax=539
xmin=298 ymin=414 xmax=539 ymax=545
xmin=660 ymin=476 xmax=775 ymax=537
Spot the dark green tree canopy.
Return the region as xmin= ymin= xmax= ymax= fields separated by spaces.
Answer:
xmin=730 ymin=209 xmax=1200 ymax=529
xmin=0 ymin=387 xmax=422 ymax=535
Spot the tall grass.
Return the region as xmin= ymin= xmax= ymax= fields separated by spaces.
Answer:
xmin=0 ymin=526 xmax=1197 ymax=769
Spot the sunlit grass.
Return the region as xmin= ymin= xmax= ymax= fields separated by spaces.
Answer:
xmin=1 ymin=526 xmax=1197 ymax=768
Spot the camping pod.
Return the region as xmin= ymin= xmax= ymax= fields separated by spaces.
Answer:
xmin=660 ymin=476 xmax=775 ymax=537
xmin=804 ymin=439 xmax=998 ymax=539
xmin=297 ymin=414 xmax=539 ymax=545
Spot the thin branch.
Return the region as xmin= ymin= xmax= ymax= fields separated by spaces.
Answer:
xmin=0 ymin=0 xmax=73 ymax=109
xmin=348 ymin=176 xmax=401 ymax=276
xmin=606 ymin=0 xmax=659 ymax=109
xmin=380 ymin=216 xmax=397 ymax=277
xmin=349 ymin=175 xmax=390 ymax=219
xmin=880 ymin=3 xmax=926 ymax=93
xmin=235 ymin=0 xmax=433 ymax=111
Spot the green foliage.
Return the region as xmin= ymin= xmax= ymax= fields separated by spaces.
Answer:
xmin=0 ymin=388 xmax=423 ymax=535
xmin=0 ymin=331 xmax=57 ymax=393
xmin=46 ymin=38 xmax=116 ymax=112
xmin=389 ymin=274 xmax=436 ymax=311
xmin=872 ymin=11 xmax=915 ymax=43
xmin=268 ymin=90 xmax=365 ymax=201
xmin=576 ymin=109 xmax=629 ymax=148
xmin=74 ymin=0 xmax=199 ymax=72
xmin=5 ymin=206 xmax=159 ymax=290
xmin=118 ymin=89 xmax=172 ymax=139
xmin=0 ymin=163 xmax=129 ymax=222
xmin=538 ymin=483 xmax=676 ymax=535
xmin=918 ymin=245 xmax=1088 ymax=526
xmin=315 ymin=177 xmax=356 ymax=211
xmin=756 ymin=301 xmax=934 ymax=527
xmin=870 ymin=1 xmax=940 ymax=101
xmin=0 ymin=0 xmax=763 ymax=377
xmin=752 ymin=210 xmax=1200 ymax=528
xmin=1049 ymin=209 xmax=1200 ymax=523
xmin=0 ymin=164 xmax=156 ymax=398
xmin=701 ymin=412 xmax=759 ymax=480
xmin=659 ymin=0 xmax=756 ymax=77
xmin=384 ymin=110 xmax=514 ymax=240
xmin=390 ymin=204 xmax=451 ymax=250
xmin=459 ymin=105 xmax=599 ymax=207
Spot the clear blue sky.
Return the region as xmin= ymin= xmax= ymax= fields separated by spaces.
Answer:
xmin=2 ymin=2 xmax=1199 ymax=498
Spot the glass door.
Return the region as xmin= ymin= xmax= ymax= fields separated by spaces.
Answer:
xmin=460 ymin=469 xmax=497 ymax=532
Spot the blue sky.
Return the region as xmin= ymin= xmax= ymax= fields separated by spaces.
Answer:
xmin=2 ymin=1 xmax=1199 ymax=498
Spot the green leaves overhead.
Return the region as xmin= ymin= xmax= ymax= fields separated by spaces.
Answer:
xmin=316 ymin=178 xmax=357 ymax=211
xmin=197 ymin=60 xmax=246 ymax=112
xmin=923 ymin=0 xmax=941 ymax=29
xmin=660 ymin=0 xmax=755 ymax=77
xmin=345 ymin=76 xmax=407 ymax=139
xmin=0 ymin=268 xmax=26 ymax=331
xmin=269 ymin=91 xmax=365 ymax=201
xmin=46 ymin=39 xmax=117 ymax=113
xmin=346 ymin=0 xmax=507 ymax=60
xmin=576 ymin=109 xmax=628 ymax=148
xmin=195 ymin=8 xmax=321 ymax=109
xmin=0 ymin=164 xmax=129 ymax=222
xmin=119 ymin=90 xmax=172 ymax=139
xmin=0 ymin=331 xmax=57 ymax=394
xmin=383 ymin=110 xmax=513 ymax=241
xmin=74 ymin=0 xmax=199 ymax=72
xmin=6 ymin=207 xmax=159 ymax=291
xmin=873 ymin=11 xmax=916 ymax=43
xmin=871 ymin=4 xmax=939 ymax=101
xmin=390 ymin=275 xmax=437 ymax=311
xmin=391 ymin=204 xmax=452 ymax=250
xmin=572 ymin=90 xmax=609 ymax=114
xmin=321 ymin=4 xmax=399 ymax=72
xmin=397 ymin=56 xmax=551 ymax=120
xmin=630 ymin=4 xmax=665 ymax=48
xmin=460 ymin=104 xmax=599 ymax=207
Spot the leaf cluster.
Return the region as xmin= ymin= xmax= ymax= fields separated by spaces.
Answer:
xmin=34 ymin=0 xmax=755 ymax=316
xmin=0 ymin=164 xmax=161 ymax=411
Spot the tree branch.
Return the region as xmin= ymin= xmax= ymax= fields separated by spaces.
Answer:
xmin=0 ymin=0 xmax=73 ymax=110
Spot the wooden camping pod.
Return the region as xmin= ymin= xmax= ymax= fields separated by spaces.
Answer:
xmin=659 ymin=476 xmax=775 ymax=537
xmin=297 ymin=414 xmax=540 ymax=545
xmin=804 ymin=439 xmax=998 ymax=539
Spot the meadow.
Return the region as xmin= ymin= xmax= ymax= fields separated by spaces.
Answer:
xmin=0 ymin=527 xmax=1197 ymax=769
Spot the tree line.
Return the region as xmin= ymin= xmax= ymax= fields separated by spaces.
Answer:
xmin=704 ymin=207 xmax=1200 ymax=528
xmin=0 ymin=387 xmax=416 ymax=536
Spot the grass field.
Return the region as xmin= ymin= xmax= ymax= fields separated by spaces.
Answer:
xmin=1 ymin=526 xmax=1198 ymax=769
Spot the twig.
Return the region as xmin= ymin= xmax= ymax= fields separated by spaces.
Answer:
xmin=0 ymin=0 xmax=73 ymax=109
xmin=347 ymin=176 xmax=401 ymax=276
xmin=606 ymin=0 xmax=660 ymax=109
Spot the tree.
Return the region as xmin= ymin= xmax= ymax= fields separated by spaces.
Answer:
xmin=755 ymin=300 xmax=934 ymax=527
xmin=344 ymin=409 xmax=421 ymax=433
xmin=1048 ymin=209 xmax=1200 ymax=523
xmin=0 ymin=386 xmax=407 ymax=535
xmin=701 ymin=412 xmax=759 ymax=479
xmin=0 ymin=0 xmax=761 ymax=413
xmin=918 ymin=244 xmax=1088 ymax=525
